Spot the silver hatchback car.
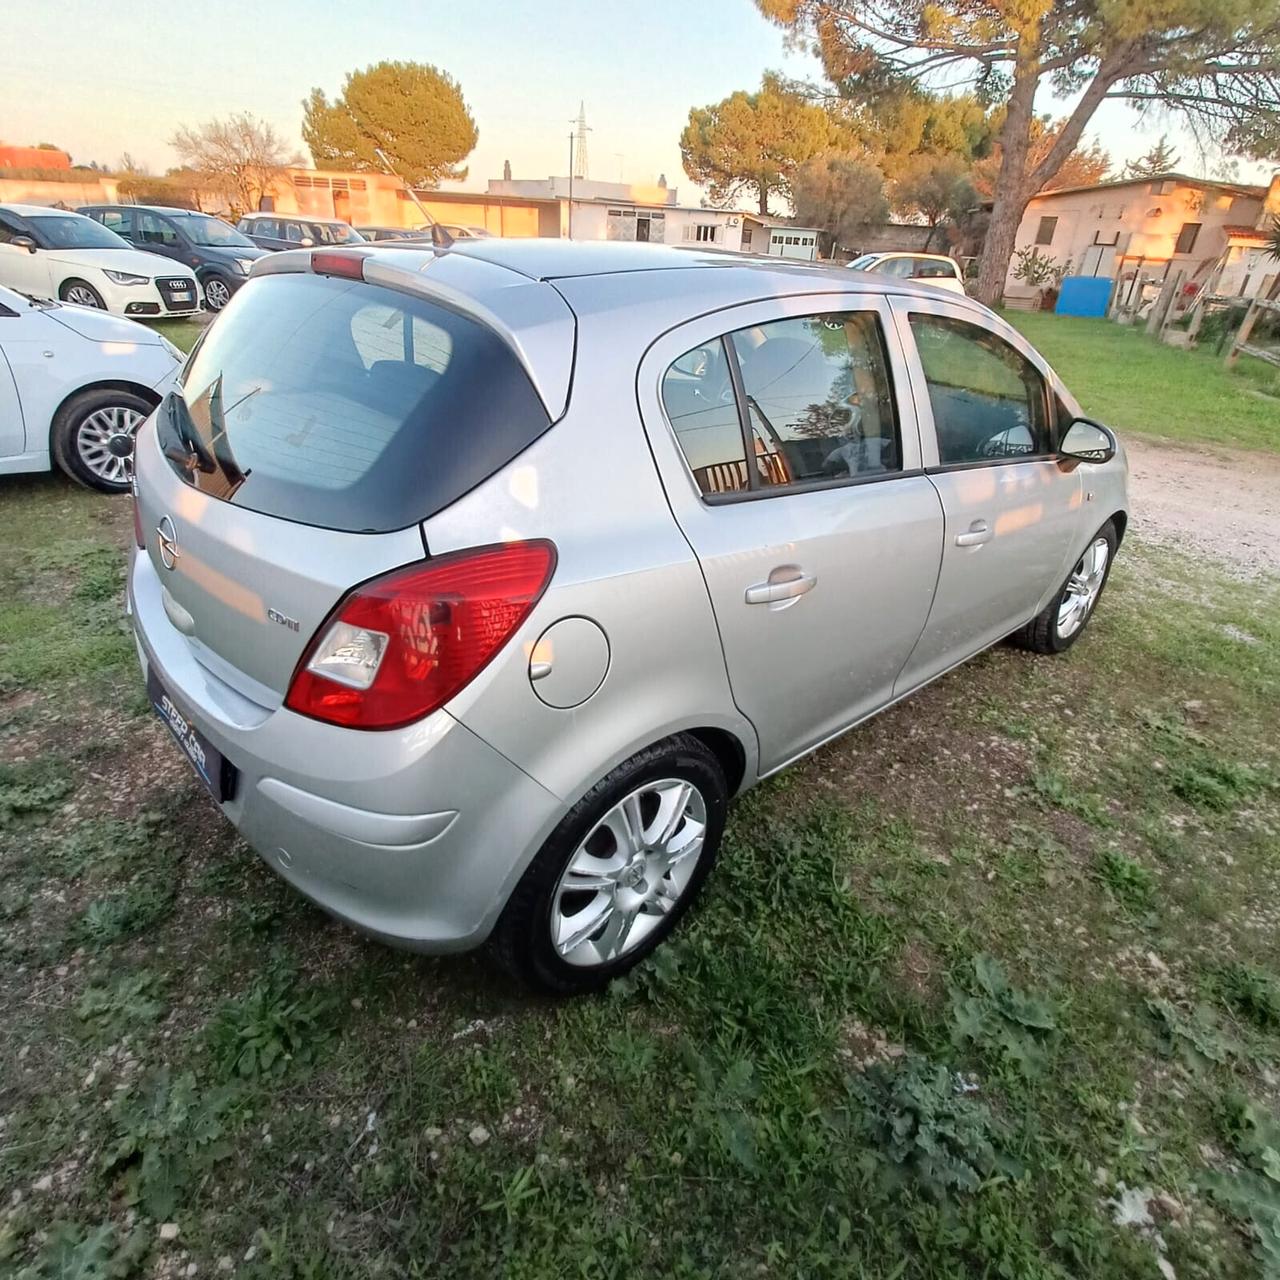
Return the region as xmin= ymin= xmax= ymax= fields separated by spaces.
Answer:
xmin=129 ymin=240 xmax=1128 ymax=993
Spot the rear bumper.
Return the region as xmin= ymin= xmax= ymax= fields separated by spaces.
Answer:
xmin=128 ymin=548 xmax=565 ymax=952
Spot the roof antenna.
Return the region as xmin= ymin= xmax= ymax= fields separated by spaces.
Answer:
xmin=372 ymin=145 xmax=438 ymax=236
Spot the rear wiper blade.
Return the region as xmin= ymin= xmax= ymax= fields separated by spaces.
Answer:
xmin=160 ymin=392 xmax=217 ymax=473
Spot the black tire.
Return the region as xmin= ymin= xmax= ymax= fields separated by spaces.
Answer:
xmin=201 ymin=272 xmax=234 ymax=312
xmin=490 ymin=734 xmax=728 ymax=995
xmin=58 ymin=278 xmax=106 ymax=309
xmin=51 ymin=388 xmax=153 ymax=493
xmin=1015 ymin=519 xmax=1118 ymax=654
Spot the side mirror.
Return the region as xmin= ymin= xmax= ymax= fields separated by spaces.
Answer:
xmin=12 ymin=236 xmax=37 ymax=254
xmin=299 ymin=237 xmax=314 ymax=248
xmin=1060 ymin=417 xmax=1116 ymax=464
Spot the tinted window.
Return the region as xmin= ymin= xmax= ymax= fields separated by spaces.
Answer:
xmin=909 ymin=314 xmax=1050 ymax=465
xmin=913 ymin=259 xmax=955 ymax=278
xmin=877 ymin=257 xmax=914 ymax=279
xmin=27 ymin=214 xmax=128 ymax=249
xmin=661 ymin=340 xmax=748 ymax=495
xmin=164 ymin=273 xmax=552 ymax=532
xmin=180 ymin=214 xmax=254 ymax=248
xmin=737 ymin=313 xmax=899 ymax=486
xmin=662 ymin=311 xmax=900 ymax=496
xmin=136 ymin=211 xmax=180 ymax=247
xmin=96 ymin=208 xmax=134 ymax=237
xmin=250 ymin=219 xmax=279 ymax=238
xmin=0 ymin=213 xmax=27 ymax=244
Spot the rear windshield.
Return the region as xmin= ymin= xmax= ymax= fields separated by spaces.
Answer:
xmin=163 ymin=273 xmax=552 ymax=532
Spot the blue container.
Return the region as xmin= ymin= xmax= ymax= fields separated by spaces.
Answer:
xmin=1056 ymin=276 xmax=1112 ymax=318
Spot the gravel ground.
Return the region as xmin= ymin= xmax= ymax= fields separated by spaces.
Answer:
xmin=1123 ymin=436 xmax=1280 ymax=579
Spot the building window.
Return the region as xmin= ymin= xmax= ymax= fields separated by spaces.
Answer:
xmin=1035 ymin=216 xmax=1058 ymax=246
xmin=1174 ymin=222 xmax=1201 ymax=255
xmin=685 ymin=224 xmax=720 ymax=243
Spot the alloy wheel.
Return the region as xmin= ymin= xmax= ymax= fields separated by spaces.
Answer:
xmin=551 ymin=778 xmax=707 ymax=968
xmin=65 ymin=285 xmax=103 ymax=308
xmin=204 ymin=277 xmax=231 ymax=310
xmin=1057 ymin=536 xmax=1110 ymax=639
xmin=76 ymin=405 xmax=144 ymax=485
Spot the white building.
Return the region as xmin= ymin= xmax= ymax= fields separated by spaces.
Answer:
xmin=486 ymin=176 xmax=821 ymax=256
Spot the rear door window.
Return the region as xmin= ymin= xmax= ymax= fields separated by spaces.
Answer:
xmin=661 ymin=309 xmax=900 ymax=497
xmin=164 ymin=273 xmax=552 ymax=532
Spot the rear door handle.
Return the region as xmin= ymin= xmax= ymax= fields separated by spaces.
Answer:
xmin=955 ymin=519 xmax=992 ymax=548
xmin=745 ymin=570 xmax=817 ymax=605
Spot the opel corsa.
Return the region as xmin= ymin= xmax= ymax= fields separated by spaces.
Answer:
xmin=129 ymin=240 xmax=1128 ymax=993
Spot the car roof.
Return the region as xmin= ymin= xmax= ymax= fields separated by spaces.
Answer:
xmin=248 ymin=213 xmax=349 ymax=226
xmin=1 ymin=203 xmax=91 ymax=217
xmin=862 ymin=251 xmax=956 ymax=261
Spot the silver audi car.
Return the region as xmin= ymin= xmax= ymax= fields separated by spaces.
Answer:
xmin=129 ymin=240 xmax=1128 ymax=993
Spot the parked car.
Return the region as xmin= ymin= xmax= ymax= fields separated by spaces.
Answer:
xmin=355 ymin=226 xmax=435 ymax=243
xmin=78 ymin=205 xmax=267 ymax=312
xmin=847 ymin=251 xmax=967 ymax=295
xmin=129 ymin=240 xmax=1128 ymax=993
xmin=0 ymin=284 xmax=181 ymax=491
xmin=432 ymin=224 xmax=493 ymax=239
xmin=0 ymin=204 xmax=201 ymax=318
xmin=237 ymin=215 xmax=366 ymax=252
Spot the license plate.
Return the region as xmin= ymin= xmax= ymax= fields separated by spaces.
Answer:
xmin=171 ymin=291 xmax=191 ymax=301
xmin=147 ymin=667 xmax=233 ymax=801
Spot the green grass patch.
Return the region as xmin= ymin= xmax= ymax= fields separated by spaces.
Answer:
xmin=1009 ymin=312 xmax=1280 ymax=452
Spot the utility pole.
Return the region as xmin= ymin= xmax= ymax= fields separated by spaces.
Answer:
xmin=566 ymin=105 xmax=591 ymax=240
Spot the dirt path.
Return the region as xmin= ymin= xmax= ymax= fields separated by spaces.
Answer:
xmin=1123 ymin=437 xmax=1280 ymax=579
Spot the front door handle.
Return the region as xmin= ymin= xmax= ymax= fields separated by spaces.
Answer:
xmin=745 ymin=569 xmax=817 ymax=605
xmin=955 ymin=519 xmax=992 ymax=548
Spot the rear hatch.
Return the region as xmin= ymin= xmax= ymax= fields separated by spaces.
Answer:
xmin=134 ymin=266 xmax=560 ymax=703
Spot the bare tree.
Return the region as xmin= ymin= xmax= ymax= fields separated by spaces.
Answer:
xmin=170 ymin=113 xmax=299 ymax=211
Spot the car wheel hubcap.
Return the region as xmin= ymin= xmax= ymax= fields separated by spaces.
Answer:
xmin=206 ymin=279 xmax=230 ymax=309
xmin=551 ymin=778 xmax=707 ymax=968
xmin=1057 ymin=536 xmax=1109 ymax=638
xmin=66 ymin=286 xmax=102 ymax=308
xmin=77 ymin=405 xmax=144 ymax=484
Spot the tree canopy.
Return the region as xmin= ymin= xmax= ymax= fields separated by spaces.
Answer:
xmin=303 ymin=61 xmax=477 ymax=188
xmin=169 ymin=113 xmax=298 ymax=211
xmin=792 ymin=151 xmax=890 ymax=247
xmin=758 ymin=0 xmax=1280 ymax=303
xmin=680 ymin=73 xmax=833 ymax=214
xmin=1121 ymin=135 xmax=1182 ymax=179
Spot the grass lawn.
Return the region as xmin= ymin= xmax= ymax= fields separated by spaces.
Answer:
xmin=149 ymin=317 xmax=206 ymax=354
xmin=1009 ymin=312 xmax=1280 ymax=454
xmin=3 ymin=475 xmax=1280 ymax=1278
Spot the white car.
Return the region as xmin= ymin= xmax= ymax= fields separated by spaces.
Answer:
xmin=0 ymin=284 xmax=182 ymax=492
xmin=0 ymin=204 xmax=202 ymax=319
xmin=847 ymin=251 xmax=967 ymax=295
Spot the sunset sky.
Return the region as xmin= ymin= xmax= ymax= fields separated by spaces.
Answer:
xmin=3 ymin=0 xmax=1271 ymax=201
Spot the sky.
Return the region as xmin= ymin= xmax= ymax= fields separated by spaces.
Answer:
xmin=1 ymin=0 xmax=1272 ymax=201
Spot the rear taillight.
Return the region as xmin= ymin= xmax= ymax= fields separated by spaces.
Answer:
xmin=284 ymin=541 xmax=556 ymax=730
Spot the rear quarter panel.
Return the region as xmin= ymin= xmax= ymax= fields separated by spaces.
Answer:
xmin=423 ymin=313 xmax=758 ymax=807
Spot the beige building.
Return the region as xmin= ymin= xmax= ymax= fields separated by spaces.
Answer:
xmin=1005 ymin=172 xmax=1280 ymax=304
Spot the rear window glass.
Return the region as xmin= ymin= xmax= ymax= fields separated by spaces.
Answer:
xmin=163 ymin=273 xmax=552 ymax=532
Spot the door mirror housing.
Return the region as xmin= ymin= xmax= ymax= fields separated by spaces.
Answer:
xmin=12 ymin=236 xmax=37 ymax=254
xmin=1059 ymin=417 xmax=1116 ymax=464
xmin=298 ymin=237 xmax=315 ymax=248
